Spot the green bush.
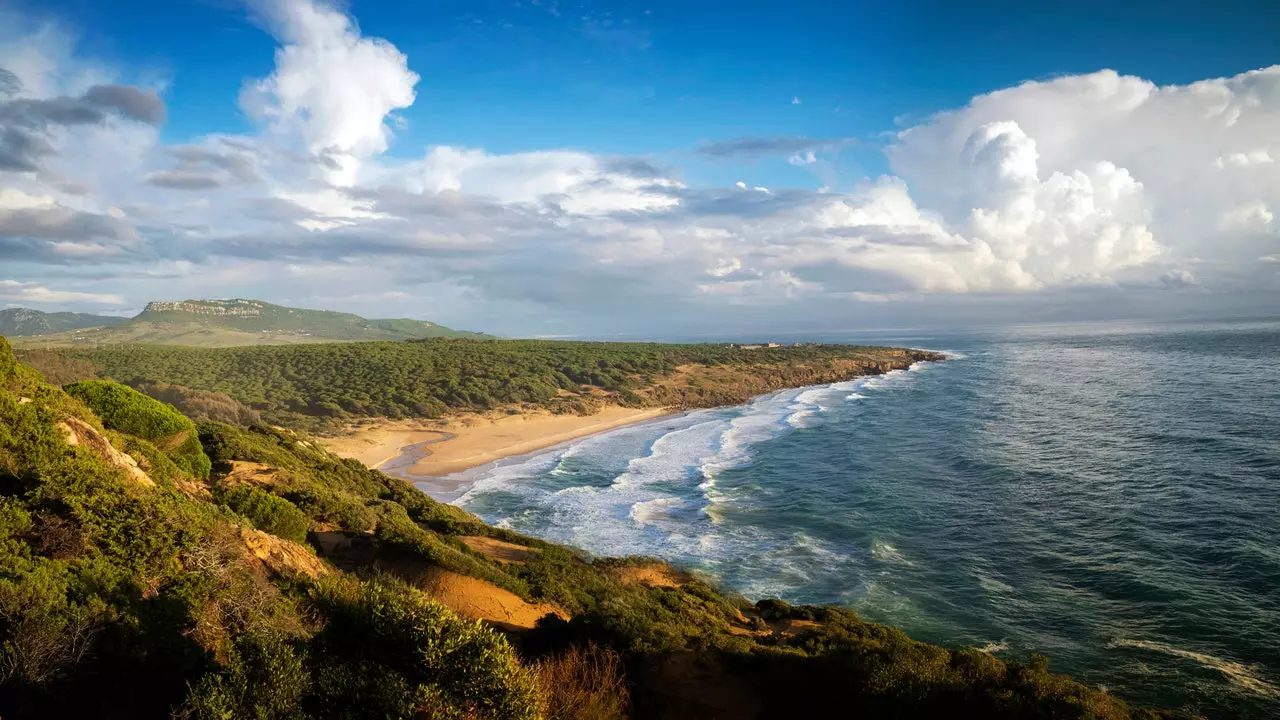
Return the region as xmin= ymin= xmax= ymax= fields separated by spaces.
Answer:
xmin=215 ymin=486 xmax=310 ymax=544
xmin=0 ymin=336 xmax=15 ymax=382
xmin=309 ymin=577 xmax=541 ymax=720
xmin=64 ymin=381 xmax=211 ymax=479
xmin=181 ymin=631 xmax=310 ymax=720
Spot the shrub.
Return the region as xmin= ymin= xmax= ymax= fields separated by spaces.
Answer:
xmin=215 ymin=486 xmax=310 ymax=544
xmin=531 ymin=644 xmax=629 ymax=720
xmin=0 ymin=337 xmax=15 ymax=382
xmin=310 ymin=577 xmax=541 ymax=720
xmin=181 ymin=631 xmax=310 ymax=720
xmin=64 ymin=381 xmax=211 ymax=479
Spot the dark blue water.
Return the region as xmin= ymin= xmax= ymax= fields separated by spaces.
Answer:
xmin=428 ymin=320 xmax=1280 ymax=718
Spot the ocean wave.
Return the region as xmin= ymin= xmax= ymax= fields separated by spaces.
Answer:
xmin=548 ymin=443 xmax=583 ymax=476
xmin=1109 ymin=639 xmax=1279 ymax=698
xmin=978 ymin=640 xmax=1009 ymax=654
xmin=629 ymin=496 xmax=686 ymax=529
xmin=785 ymin=408 xmax=820 ymax=428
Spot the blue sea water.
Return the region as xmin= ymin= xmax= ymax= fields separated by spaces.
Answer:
xmin=417 ymin=319 xmax=1280 ymax=718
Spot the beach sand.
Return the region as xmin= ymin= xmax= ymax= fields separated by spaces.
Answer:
xmin=320 ymin=405 xmax=672 ymax=479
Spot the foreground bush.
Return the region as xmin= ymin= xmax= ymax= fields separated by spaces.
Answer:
xmin=308 ymin=577 xmax=542 ymax=720
xmin=64 ymin=380 xmax=211 ymax=478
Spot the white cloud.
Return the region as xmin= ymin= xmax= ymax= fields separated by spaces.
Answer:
xmin=1219 ymin=201 xmax=1273 ymax=231
xmin=240 ymin=0 xmax=419 ymax=186
xmin=0 ymin=279 xmax=124 ymax=305
xmin=1217 ymin=150 xmax=1274 ymax=168
xmin=888 ymin=67 xmax=1280 ymax=279
xmin=402 ymin=146 xmax=681 ymax=214
xmin=788 ymin=151 xmax=817 ymax=166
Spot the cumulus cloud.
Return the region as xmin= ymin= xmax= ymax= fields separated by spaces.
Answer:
xmin=888 ymin=67 xmax=1280 ymax=277
xmin=1219 ymin=201 xmax=1273 ymax=231
xmin=240 ymin=0 xmax=419 ymax=185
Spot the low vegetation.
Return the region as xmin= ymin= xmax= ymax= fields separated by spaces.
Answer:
xmin=0 ymin=334 xmax=1185 ymax=718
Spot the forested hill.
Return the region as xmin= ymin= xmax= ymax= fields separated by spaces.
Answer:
xmin=0 ymin=307 xmax=128 ymax=336
xmin=7 ymin=298 xmax=488 ymax=348
xmin=20 ymin=339 xmax=943 ymax=432
xmin=0 ymin=336 xmax=1182 ymax=719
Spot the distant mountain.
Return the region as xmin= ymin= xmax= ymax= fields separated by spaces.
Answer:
xmin=0 ymin=307 xmax=128 ymax=336
xmin=5 ymin=299 xmax=489 ymax=347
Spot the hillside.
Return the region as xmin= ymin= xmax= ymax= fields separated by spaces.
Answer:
xmin=6 ymin=299 xmax=487 ymax=348
xmin=0 ymin=336 xmax=1183 ymax=719
xmin=0 ymin=307 xmax=128 ymax=336
xmin=22 ymin=339 xmax=943 ymax=433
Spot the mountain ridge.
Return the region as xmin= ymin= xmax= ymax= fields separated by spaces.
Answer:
xmin=6 ymin=298 xmax=488 ymax=347
xmin=0 ymin=307 xmax=129 ymax=336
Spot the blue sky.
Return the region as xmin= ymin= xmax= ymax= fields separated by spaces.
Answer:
xmin=1 ymin=0 xmax=1277 ymax=335
xmin=29 ymin=0 xmax=1280 ymax=183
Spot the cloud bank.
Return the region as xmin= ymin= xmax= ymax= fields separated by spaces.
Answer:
xmin=0 ymin=0 xmax=1276 ymax=333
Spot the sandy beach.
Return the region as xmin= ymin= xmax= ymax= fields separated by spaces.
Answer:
xmin=320 ymin=405 xmax=672 ymax=479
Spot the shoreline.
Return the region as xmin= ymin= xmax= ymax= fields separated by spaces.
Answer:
xmin=320 ymin=405 xmax=674 ymax=485
xmin=319 ymin=352 xmax=943 ymax=491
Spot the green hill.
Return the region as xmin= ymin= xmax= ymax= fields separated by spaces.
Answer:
xmin=0 ymin=336 xmax=1181 ymax=719
xmin=8 ymin=299 xmax=488 ymax=348
xmin=0 ymin=307 xmax=128 ymax=336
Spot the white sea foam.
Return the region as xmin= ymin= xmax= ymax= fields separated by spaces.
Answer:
xmin=453 ymin=372 xmax=908 ymax=577
xmin=871 ymin=539 xmax=913 ymax=565
xmin=975 ymin=572 xmax=1015 ymax=595
xmin=629 ymin=496 xmax=686 ymax=529
xmin=1110 ymin=639 xmax=1279 ymax=698
xmin=978 ymin=640 xmax=1010 ymax=654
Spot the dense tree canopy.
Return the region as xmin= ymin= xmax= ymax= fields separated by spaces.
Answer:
xmin=38 ymin=339 xmax=928 ymax=431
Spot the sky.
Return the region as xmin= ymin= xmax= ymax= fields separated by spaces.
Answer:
xmin=1 ymin=0 xmax=1278 ymax=337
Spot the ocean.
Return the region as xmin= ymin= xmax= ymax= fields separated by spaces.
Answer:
xmin=419 ymin=319 xmax=1280 ymax=719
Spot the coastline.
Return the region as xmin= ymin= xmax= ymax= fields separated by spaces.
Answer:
xmin=320 ymin=351 xmax=944 ymax=486
xmin=320 ymin=405 xmax=673 ymax=480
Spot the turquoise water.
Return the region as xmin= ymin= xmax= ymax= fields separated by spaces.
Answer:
xmin=422 ymin=320 xmax=1280 ymax=718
